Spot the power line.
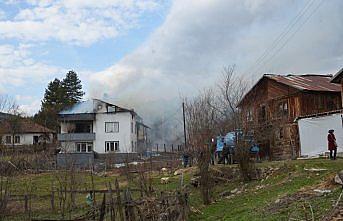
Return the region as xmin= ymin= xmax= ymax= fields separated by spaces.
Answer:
xmin=250 ymin=0 xmax=316 ymax=71
xmin=254 ymin=0 xmax=325 ymax=74
xmin=244 ymin=0 xmax=322 ymax=76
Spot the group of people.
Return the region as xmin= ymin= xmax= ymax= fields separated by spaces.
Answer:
xmin=182 ymin=129 xmax=338 ymax=168
xmin=217 ymin=142 xmax=234 ymax=165
xmin=209 ymin=138 xmax=234 ymax=165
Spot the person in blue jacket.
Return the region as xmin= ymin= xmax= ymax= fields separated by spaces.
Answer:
xmin=250 ymin=144 xmax=260 ymax=161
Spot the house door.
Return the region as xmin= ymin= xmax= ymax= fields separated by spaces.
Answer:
xmin=33 ymin=136 xmax=39 ymax=144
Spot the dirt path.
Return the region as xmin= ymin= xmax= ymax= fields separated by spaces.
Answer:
xmin=323 ymin=189 xmax=343 ymax=221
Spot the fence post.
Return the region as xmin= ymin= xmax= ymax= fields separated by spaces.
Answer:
xmin=108 ymin=182 xmax=115 ymax=221
xmin=24 ymin=194 xmax=28 ymax=213
xmin=124 ymin=188 xmax=136 ymax=221
xmin=51 ymin=191 xmax=55 ymax=211
xmin=50 ymin=181 xmax=55 ymax=211
xmin=115 ymin=179 xmax=124 ymax=221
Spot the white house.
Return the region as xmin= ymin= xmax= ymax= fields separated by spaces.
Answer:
xmin=58 ymin=99 xmax=149 ymax=154
xmin=0 ymin=112 xmax=54 ymax=146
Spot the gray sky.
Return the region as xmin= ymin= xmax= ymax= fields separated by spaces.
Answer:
xmin=0 ymin=0 xmax=342 ymax=117
xmin=90 ymin=0 xmax=343 ymax=117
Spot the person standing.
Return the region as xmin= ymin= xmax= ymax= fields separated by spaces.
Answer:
xmin=183 ymin=151 xmax=190 ymax=167
xmin=328 ymin=129 xmax=337 ymax=160
xmin=216 ymin=137 xmax=224 ymax=163
xmin=210 ymin=139 xmax=216 ymax=165
xmin=86 ymin=191 xmax=94 ymax=207
xmin=222 ymin=143 xmax=230 ymax=165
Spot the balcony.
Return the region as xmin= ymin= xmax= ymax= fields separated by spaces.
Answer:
xmin=58 ymin=113 xmax=95 ymax=121
xmin=58 ymin=133 xmax=96 ymax=142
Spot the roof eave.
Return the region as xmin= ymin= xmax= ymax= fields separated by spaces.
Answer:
xmin=237 ymin=75 xmax=267 ymax=108
xmin=331 ymin=68 xmax=343 ymax=83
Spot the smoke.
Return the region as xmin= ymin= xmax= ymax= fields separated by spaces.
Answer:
xmin=89 ymin=0 xmax=343 ymax=143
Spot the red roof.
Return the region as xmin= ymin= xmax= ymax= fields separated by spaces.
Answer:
xmin=0 ymin=119 xmax=54 ymax=134
xmin=266 ymin=74 xmax=341 ymax=92
xmin=238 ymin=74 xmax=341 ymax=107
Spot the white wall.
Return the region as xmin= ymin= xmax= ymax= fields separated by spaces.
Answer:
xmin=59 ymin=99 xmax=140 ymax=154
xmin=94 ymin=112 xmax=137 ymax=153
xmin=298 ymin=113 xmax=343 ymax=156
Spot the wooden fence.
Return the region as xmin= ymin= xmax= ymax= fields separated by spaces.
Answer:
xmin=4 ymin=179 xmax=188 ymax=221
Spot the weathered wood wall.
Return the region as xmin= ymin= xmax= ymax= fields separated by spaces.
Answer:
xmin=239 ymin=77 xmax=341 ymax=160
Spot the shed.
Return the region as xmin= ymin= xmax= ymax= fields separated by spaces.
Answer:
xmin=297 ymin=110 xmax=343 ymax=157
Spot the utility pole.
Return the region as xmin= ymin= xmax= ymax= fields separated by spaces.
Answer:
xmin=182 ymin=102 xmax=187 ymax=151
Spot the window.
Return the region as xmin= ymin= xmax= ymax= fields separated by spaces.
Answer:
xmin=5 ymin=136 xmax=11 ymax=144
xmin=105 ymin=141 xmax=119 ymax=152
xmin=258 ymin=105 xmax=266 ymax=122
xmin=278 ymin=101 xmax=288 ymax=118
xmin=247 ymin=108 xmax=253 ymax=121
xmin=131 ymin=122 xmax=134 ymax=133
xmin=14 ymin=136 xmax=20 ymax=144
xmin=279 ymin=127 xmax=284 ymax=139
xmin=76 ymin=142 xmax=93 ymax=152
xmin=105 ymin=122 xmax=119 ymax=133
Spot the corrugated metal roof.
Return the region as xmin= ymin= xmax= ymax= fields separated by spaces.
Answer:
xmin=59 ymin=99 xmax=136 ymax=116
xmin=237 ymin=73 xmax=341 ymax=107
xmin=266 ymin=74 xmax=341 ymax=92
xmin=59 ymin=100 xmax=95 ymax=115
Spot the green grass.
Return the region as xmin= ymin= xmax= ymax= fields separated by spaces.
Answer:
xmin=2 ymin=158 xmax=342 ymax=220
xmin=189 ymin=159 xmax=343 ymax=221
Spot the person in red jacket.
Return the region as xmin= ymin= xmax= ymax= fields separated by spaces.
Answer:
xmin=328 ymin=129 xmax=337 ymax=160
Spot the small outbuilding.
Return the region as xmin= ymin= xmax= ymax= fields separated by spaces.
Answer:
xmin=0 ymin=112 xmax=55 ymax=146
xmin=296 ymin=110 xmax=343 ymax=157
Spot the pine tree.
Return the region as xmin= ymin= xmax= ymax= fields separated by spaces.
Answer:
xmin=35 ymin=78 xmax=65 ymax=130
xmin=34 ymin=71 xmax=85 ymax=130
xmin=62 ymin=71 xmax=85 ymax=106
xmin=41 ymin=78 xmax=65 ymax=110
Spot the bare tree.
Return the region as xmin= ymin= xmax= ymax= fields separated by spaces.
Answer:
xmin=0 ymin=95 xmax=23 ymax=150
xmin=0 ymin=95 xmax=19 ymax=114
xmin=184 ymin=89 xmax=220 ymax=204
xmin=185 ymin=65 xmax=257 ymax=183
xmin=0 ymin=95 xmax=22 ymax=216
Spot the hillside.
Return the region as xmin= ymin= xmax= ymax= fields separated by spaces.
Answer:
xmin=2 ymin=158 xmax=343 ymax=220
xmin=185 ymin=159 xmax=343 ymax=221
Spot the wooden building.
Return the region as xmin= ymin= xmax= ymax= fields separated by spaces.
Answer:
xmin=331 ymin=68 xmax=343 ymax=107
xmin=237 ymin=74 xmax=341 ymax=160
